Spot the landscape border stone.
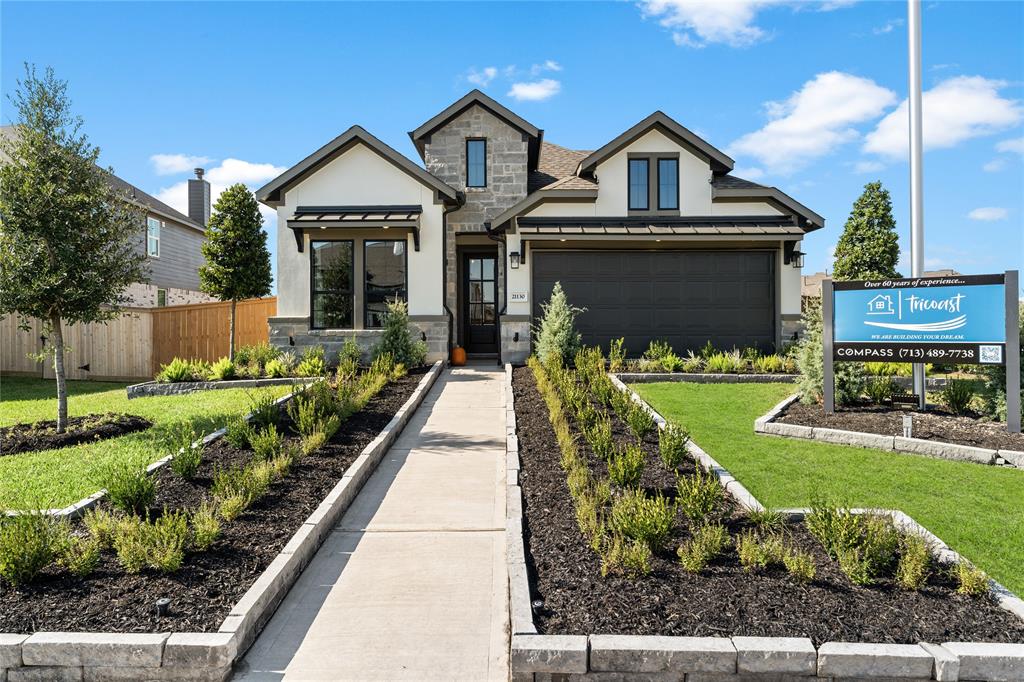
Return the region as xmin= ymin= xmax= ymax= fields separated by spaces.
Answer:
xmin=126 ymin=377 xmax=316 ymax=400
xmin=503 ymin=367 xmax=1024 ymax=680
xmin=0 ymin=361 xmax=443 ymax=682
xmin=614 ymin=373 xmax=798 ymax=384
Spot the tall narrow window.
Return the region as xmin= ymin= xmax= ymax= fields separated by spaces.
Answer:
xmin=156 ymin=288 xmax=167 ymax=307
xmin=466 ymin=139 xmax=487 ymax=187
xmin=147 ymin=217 xmax=161 ymax=257
xmin=364 ymin=240 xmax=407 ymax=328
xmin=628 ymin=158 xmax=649 ymax=210
xmin=658 ymin=158 xmax=679 ymax=210
xmin=310 ymin=240 xmax=354 ymax=329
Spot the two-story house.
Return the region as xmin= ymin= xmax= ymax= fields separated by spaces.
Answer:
xmin=257 ymin=90 xmax=824 ymax=363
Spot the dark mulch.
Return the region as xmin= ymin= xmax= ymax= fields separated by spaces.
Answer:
xmin=512 ymin=366 xmax=1024 ymax=645
xmin=0 ymin=367 xmax=428 ymax=634
xmin=0 ymin=414 xmax=153 ymax=456
xmin=779 ymin=402 xmax=1024 ymax=451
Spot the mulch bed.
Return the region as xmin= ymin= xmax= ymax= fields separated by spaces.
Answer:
xmin=512 ymin=366 xmax=1024 ymax=645
xmin=0 ymin=367 xmax=427 ymax=634
xmin=0 ymin=413 xmax=153 ymax=456
xmin=778 ymin=402 xmax=1024 ymax=452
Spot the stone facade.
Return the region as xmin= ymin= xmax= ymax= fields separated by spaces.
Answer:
xmin=780 ymin=314 xmax=803 ymax=346
xmin=268 ymin=315 xmax=449 ymax=364
xmin=500 ymin=315 xmax=531 ymax=364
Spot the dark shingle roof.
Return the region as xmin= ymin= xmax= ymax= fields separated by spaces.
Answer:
xmin=711 ymin=175 xmax=768 ymax=190
xmin=528 ymin=142 xmax=595 ymax=193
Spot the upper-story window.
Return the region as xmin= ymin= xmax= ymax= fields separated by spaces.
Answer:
xmin=628 ymin=158 xmax=649 ymax=210
xmin=657 ymin=158 xmax=679 ymax=210
xmin=146 ymin=217 xmax=161 ymax=257
xmin=466 ymin=139 xmax=487 ymax=187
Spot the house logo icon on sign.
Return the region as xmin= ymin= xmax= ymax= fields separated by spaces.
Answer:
xmin=866 ymin=294 xmax=895 ymax=315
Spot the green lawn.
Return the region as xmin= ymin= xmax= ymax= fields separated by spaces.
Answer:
xmin=633 ymin=382 xmax=1024 ymax=596
xmin=0 ymin=376 xmax=290 ymax=509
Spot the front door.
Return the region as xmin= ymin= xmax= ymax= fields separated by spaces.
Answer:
xmin=463 ymin=254 xmax=498 ymax=353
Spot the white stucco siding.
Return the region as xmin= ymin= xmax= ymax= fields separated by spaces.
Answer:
xmin=275 ymin=142 xmax=445 ymax=320
xmin=710 ymin=201 xmax=784 ymax=216
xmin=779 ymin=240 xmax=803 ymax=316
xmin=505 ymin=231 xmax=530 ymax=317
xmin=593 ymin=129 xmax=713 ymax=216
xmin=519 ymin=200 xmax=598 ymax=218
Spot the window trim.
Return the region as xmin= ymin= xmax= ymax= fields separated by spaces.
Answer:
xmin=657 ymin=157 xmax=679 ymax=210
xmin=309 ymin=239 xmax=355 ymax=330
xmin=146 ymin=217 xmax=161 ymax=258
xmin=627 ymin=157 xmax=649 ymax=211
xmin=363 ymin=239 xmax=409 ymax=329
xmin=466 ymin=138 xmax=487 ymax=188
xmin=627 ymin=152 xmax=681 ymax=216
xmin=156 ymin=288 xmax=167 ymax=307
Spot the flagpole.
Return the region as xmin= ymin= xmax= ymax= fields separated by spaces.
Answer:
xmin=908 ymin=0 xmax=926 ymax=409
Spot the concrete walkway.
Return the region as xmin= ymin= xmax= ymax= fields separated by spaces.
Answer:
xmin=234 ymin=365 xmax=509 ymax=681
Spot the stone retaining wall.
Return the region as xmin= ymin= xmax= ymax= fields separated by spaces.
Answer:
xmin=127 ymin=377 xmax=313 ymax=400
xmin=0 ymin=362 xmax=444 ymax=682
xmin=754 ymin=394 xmax=1022 ymax=469
xmin=615 ymin=373 xmax=798 ymax=384
xmin=505 ymin=366 xmax=1024 ymax=681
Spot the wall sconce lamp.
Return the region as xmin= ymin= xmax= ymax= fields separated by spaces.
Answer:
xmin=783 ymin=241 xmax=805 ymax=268
xmin=509 ymin=251 xmax=521 ymax=269
xmin=790 ymin=250 xmax=805 ymax=268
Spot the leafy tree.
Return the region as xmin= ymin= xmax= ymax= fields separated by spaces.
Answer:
xmin=796 ymin=298 xmax=865 ymax=406
xmin=199 ymin=184 xmax=272 ymax=360
xmin=0 ymin=65 xmax=146 ymax=432
xmin=533 ymin=282 xmax=584 ymax=367
xmin=832 ymin=181 xmax=901 ymax=281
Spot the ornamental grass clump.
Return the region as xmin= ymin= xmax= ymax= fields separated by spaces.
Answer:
xmin=941 ymin=379 xmax=975 ymax=415
xmin=264 ymin=358 xmax=289 ymax=378
xmin=658 ymin=423 xmax=689 ymax=470
xmin=705 ymin=350 xmax=744 ymax=374
xmin=103 ymin=461 xmax=156 ymax=516
xmin=675 ymin=467 xmax=723 ymax=526
xmin=608 ymin=443 xmax=645 ymax=488
xmin=295 ymin=345 xmax=327 ymax=377
xmin=866 ymin=376 xmax=898 ymax=404
xmin=681 ymin=352 xmax=704 ymax=373
xmin=746 ymin=508 xmax=785 ymax=533
xmin=0 ymin=513 xmax=68 ymax=586
xmin=896 ymin=534 xmax=931 ymax=590
xmin=677 ymin=523 xmax=728 ymax=573
xmin=608 ymin=488 xmax=674 ymax=551
xmin=626 ymin=403 xmax=655 ymax=439
xmin=752 ymin=354 xmax=784 ymax=374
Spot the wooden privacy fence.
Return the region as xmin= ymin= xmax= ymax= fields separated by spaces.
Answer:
xmin=0 ymin=297 xmax=276 ymax=382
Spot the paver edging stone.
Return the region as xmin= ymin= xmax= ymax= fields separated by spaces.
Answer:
xmin=504 ymin=368 xmax=1024 ymax=678
xmin=614 ymin=372 xmax=798 ymax=384
xmin=126 ymin=377 xmax=317 ymax=399
xmin=0 ymin=361 xmax=443 ymax=682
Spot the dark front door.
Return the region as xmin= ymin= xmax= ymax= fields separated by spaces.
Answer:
xmin=463 ymin=253 xmax=498 ymax=353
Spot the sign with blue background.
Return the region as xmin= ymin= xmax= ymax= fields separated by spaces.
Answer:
xmin=831 ymin=274 xmax=1006 ymax=364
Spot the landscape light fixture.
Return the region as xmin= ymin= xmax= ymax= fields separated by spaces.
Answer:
xmin=902 ymin=414 xmax=913 ymax=438
xmin=509 ymin=251 xmax=521 ymax=269
xmin=155 ymin=598 xmax=171 ymax=617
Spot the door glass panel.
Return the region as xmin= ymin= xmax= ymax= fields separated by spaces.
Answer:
xmin=482 ymin=258 xmax=495 ymax=280
xmin=470 ymin=282 xmax=482 ymax=303
xmin=483 ymin=305 xmax=496 ymax=323
xmin=470 ymin=304 xmax=483 ymax=325
xmin=469 ymin=259 xmax=481 ymax=280
xmin=483 ymin=285 xmax=494 ymax=303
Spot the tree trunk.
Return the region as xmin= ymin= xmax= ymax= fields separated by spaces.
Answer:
xmin=50 ymin=314 xmax=68 ymax=433
xmin=229 ymin=299 xmax=237 ymax=362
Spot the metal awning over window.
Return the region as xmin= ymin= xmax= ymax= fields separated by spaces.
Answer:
xmin=287 ymin=205 xmax=423 ymax=251
xmin=515 ymin=215 xmax=805 ymax=238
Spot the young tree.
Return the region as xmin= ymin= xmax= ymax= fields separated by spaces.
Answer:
xmin=199 ymin=184 xmax=272 ymax=360
xmin=0 ymin=65 xmax=147 ymax=432
xmin=533 ymin=282 xmax=584 ymax=367
xmin=832 ymin=181 xmax=901 ymax=281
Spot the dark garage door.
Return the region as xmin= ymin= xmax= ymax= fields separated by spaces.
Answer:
xmin=531 ymin=250 xmax=776 ymax=355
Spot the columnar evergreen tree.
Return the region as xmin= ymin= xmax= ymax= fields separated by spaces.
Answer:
xmin=0 ymin=65 xmax=147 ymax=432
xmin=199 ymin=184 xmax=273 ymax=360
xmin=832 ymin=181 xmax=901 ymax=281
xmin=533 ymin=282 xmax=584 ymax=367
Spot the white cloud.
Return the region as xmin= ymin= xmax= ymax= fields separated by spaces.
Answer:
xmin=156 ymin=158 xmax=286 ymax=226
xmin=967 ymin=207 xmax=1008 ymax=222
xmin=732 ymin=166 xmax=765 ymax=180
xmin=150 ymin=153 xmax=214 ymax=175
xmin=863 ymin=76 xmax=1023 ymax=159
xmin=507 ymin=79 xmax=561 ymax=102
xmin=466 ymin=66 xmax=498 ymax=87
xmin=530 ymin=60 xmax=562 ymax=75
xmin=982 ymin=158 xmax=1007 ymax=173
xmin=854 ymin=160 xmax=885 ymax=174
xmin=872 ymin=18 xmax=903 ymax=34
xmin=996 ymin=136 xmax=1024 ymax=155
xmin=727 ymin=71 xmax=897 ymax=174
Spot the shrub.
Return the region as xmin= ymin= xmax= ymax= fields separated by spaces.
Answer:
xmin=295 ymin=346 xmax=327 ymax=377
xmin=600 ymin=533 xmax=652 ymax=577
xmin=218 ymin=495 xmax=247 ymax=522
xmin=736 ymin=530 xmax=769 ymax=571
xmin=189 ymin=502 xmax=221 ymax=551
xmin=372 ymin=299 xmax=428 ymax=367
xmin=746 ymin=508 xmax=785 ymax=532
xmin=677 ymin=523 xmax=728 ymax=573
xmin=585 ymin=415 xmax=615 ymax=461
xmin=626 ymin=403 xmax=655 ymax=439
xmin=658 ymin=423 xmax=689 ymax=470
xmin=896 ymin=534 xmax=931 ymax=590
xmin=340 ymin=335 xmax=362 ymax=366
xmin=534 ymin=282 xmax=584 ymax=367
xmin=59 ymin=536 xmax=101 ymax=577
xmin=643 ymin=339 xmax=673 ymax=362
xmin=675 ymin=468 xmax=723 ymax=525
xmin=608 ymin=338 xmax=626 ymax=373
xmin=113 ymin=509 xmax=189 ymax=574
xmin=300 ymin=430 xmax=328 ymax=456
xmin=224 ymin=416 xmax=254 ymax=449
xmin=608 ymin=444 xmax=645 ymax=488
xmin=705 ymin=350 xmax=744 ymax=374
xmin=783 ymin=548 xmax=816 ymax=583
xmin=169 ymin=423 xmax=203 ymax=480
xmin=235 ymin=342 xmax=279 ymax=371
xmin=0 ymin=513 xmax=67 ymax=586
xmin=83 ymin=507 xmax=119 ymax=549
xmin=860 ymin=514 xmax=900 ymax=577
xmin=954 ymin=561 xmax=989 ymax=596
xmin=941 ymin=379 xmax=974 ymax=415
xmin=249 ymin=425 xmax=282 ymax=461
xmin=797 ymin=299 xmax=866 ymax=405
xmin=156 ymin=357 xmax=204 ymax=382
xmin=682 ymin=353 xmax=703 ymax=373
xmin=207 ymin=357 xmax=236 ymax=381
xmin=805 ymin=500 xmax=862 ymax=559
xmin=264 ymin=358 xmax=288 ymax=378
xmin=248 ymin=390 xmax=280 ymax=431
xmin=659 ymin=353 xmax=685 ymax=373
xmin=752 ymin=354 xmax=784 ymax=374
xmin=866 ymin=376 xmax=897 ymax=404
xmin=838 ymin=547 xmax=872 ymax=586
xmin=212 ymin=461 xmax=272 ymax=517
xmin=608 ymin=489 xmax=674 ymax=550
xmin=103 ymin=462 xmax=156 ymax=516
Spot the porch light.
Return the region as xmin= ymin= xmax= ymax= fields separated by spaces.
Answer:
xmin=509 ymin=251 xmax=521 ymax=269
xmin=790 ymin=250 xmax=805 ymax=268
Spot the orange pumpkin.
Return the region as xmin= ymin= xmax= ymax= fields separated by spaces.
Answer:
xmin=451 ymin=346 xmax=466 ymax=366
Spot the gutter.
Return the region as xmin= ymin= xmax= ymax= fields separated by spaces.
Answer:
xmin=486 ymin=221 xmax=509 ymax=365
xmin=442 ymin=194 xmax=465 ymax=354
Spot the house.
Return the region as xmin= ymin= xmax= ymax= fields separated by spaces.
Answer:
xmin=257 ymin=90 xmax=823 ymax=363
xmin=0 ymin=125 xmax=213 ymax=308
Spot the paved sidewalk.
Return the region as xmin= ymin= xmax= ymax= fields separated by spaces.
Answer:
xmin=234 ymin=365 xmax=509 ymax=681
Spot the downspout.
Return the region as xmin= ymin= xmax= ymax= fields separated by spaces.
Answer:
xmin=486 ymin=220 xmax=508 ymax=365
xmin=442 ymin=194 xmax=465 ymax=356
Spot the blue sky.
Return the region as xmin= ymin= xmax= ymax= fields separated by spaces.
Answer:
xmin=3 ymin=1 xmax=1022 ymax=287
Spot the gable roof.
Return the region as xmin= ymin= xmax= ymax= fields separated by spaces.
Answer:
xmin=408 ymin=89 xmax=544 ymax=170
xmin=528 ymin=142 xmax=595 ymax=193
xmin=711 ymin=174 xmax=824 ymax=230
xmin=256 ymin=125 xmax=460 ymax=207
xmin=577 ymin=111 xmax=734 ymax=176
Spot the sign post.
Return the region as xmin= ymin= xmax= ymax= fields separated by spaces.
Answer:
xmin=823 ymin=278 xmax=835 ymax=415
xmin=1006 ymin=270 xmax=1020 ymax=433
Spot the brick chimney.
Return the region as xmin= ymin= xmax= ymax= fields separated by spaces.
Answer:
xmin=187 ymin=168 xmax=211 ymax=227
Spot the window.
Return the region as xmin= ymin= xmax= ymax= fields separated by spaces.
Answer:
xmin=156 ymin=288 xmax=167 ymax=307
xmin=657 ymin=158 xmax=679 ymax=210
xmin=628 ymin=158 xmax=649 ymax=210
xmin=147 ymin=217 xmax=161 ymax=257
xmin=466 ymin=139 xmax=487 ymax=187
xmin=310 ymin=240 xmax=354 ymax=329
xmin=364 ymin=240 xmax=408 ymax=328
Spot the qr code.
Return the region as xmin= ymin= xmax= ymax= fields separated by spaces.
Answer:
xmin=979 ymin=345 xmax=1002 ymax=364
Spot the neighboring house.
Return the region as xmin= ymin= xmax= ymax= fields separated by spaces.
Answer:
xmin=0 ymin=125 xmax=213 ymax=308
xmin=258 ymin=90 xmax=823 ymax=363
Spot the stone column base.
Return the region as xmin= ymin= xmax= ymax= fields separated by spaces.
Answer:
xmin=501 ymin=315 xmax=531 ymax=365
xmin=269 ymin=316 xmax=450 ymax=364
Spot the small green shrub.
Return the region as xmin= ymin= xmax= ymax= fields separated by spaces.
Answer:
xmin=736 ymin=530 xmax=773 ymax=572
xmin=608 ymin=443 xmax=645 ymax=488
xmin=705 ymin=350 xmax=744 ymax=374
xmin=805 ymin=500 xmax=862 ymax=558
xmin=249 ymin=425 xmax=283 ymax=461
xmin=681 ymin=352 xmax=703 ymax=373
xmin=534 ymin=283 xmax=585 ymax=367
xmin=600 ymin=533 xmax=652 ymax=577
xmin=675 ymin=468 xmax=723 ymax=525
xmin=295 ymin=345 xmax=327 ymax=377
xmin=677 ymin=523 xmax=728 ymax=573
xmin=783 ymin=548 xmax=816 ymax=583
xmin=235 ymin=342 xmax=279 ymax=371
xmin=248 ymin=390 xmax=280 ymax=431
xmin=860 ymin=514 xmax=900 ymax=577
xmin=746 ymin=508 xmax=785 ymax=532
xmin=896 ymin=534 xmax=931 ymax=590
xmin=264 ymin=358 xmax=289 ymax=378
xmin=59 ymin=536 xmax=101 ymax=577
xmin=585 ymin=415 xmax=615 ymax=460
xmin=189 ymin=502 xmax=221 ymax=551
xmin=643 ymin=339 xmax=673 ymax=361
xmin=608 ymin=489 xmax=674 ymax=551
xmin=113 ymin=509 xmax=189 ymax=574
xmin=371 ymin=299 xmax=428 ymax=367
xmin=866 ymin=376 xmax=898 ymax=404
xmin=103 ymin=462 xmax=156 ymax=515
xmin=218 ymin=495 xmax=247 ymax=522
xmin=608 ymin=338 xmax=626 ymax=373
xmin=83 ymin=507 xmax=119 ymax=549
xmin=224 ymin=416 xmax=254 ymax=449
xmin=752 ymin=354 xmax=785 ymax=374
xmin=156 ymin=357 xmax=204 ymax=382
xmin=0 ymin=513 xmax=67 ymax=586
xmin=659 ymin=353 xmax=685 ymax=373
xmin=941 ymin=379 xmax=974 ymax=415
xmin=626 ymin=403 xmax=655 ymax=439
xmin=340 ymin=335 xmax=362 ymax=366
xmin=169 ymin=423 xmax=203 ymax=480
xmin=838 ymin=547 xmax=872 ymax=586
xmin=954 ymin=561 xmax=989 ymax=596
xmin=658 ymin=423 xmax=689 ymax=470
xmin=207 ymin=357 xmax=236 ymax=381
